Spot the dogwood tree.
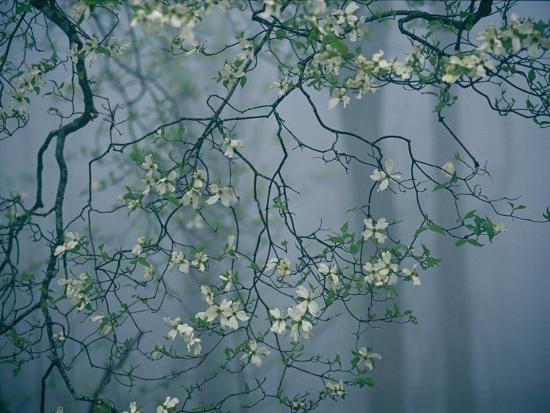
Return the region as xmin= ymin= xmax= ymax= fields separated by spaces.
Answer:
xmin=0 ymin=1 xmax=548 ymax=412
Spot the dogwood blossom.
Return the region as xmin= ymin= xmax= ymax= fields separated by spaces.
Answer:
xmin=295 ymin=285 xmax=321 ymax=316
xmin=441 ymin=161 xmax=456 ymax=177
xmin=370 ymin=159 xmax=400 ymax=192
xmin=54 ymin=232 xmax=81 ymax=256
xmin=318 ymin=263 xmax=340 ymax=289
xmin=164 ymin=317 xmax=193 ymax=341
xmin=168 ymin=251 xmax=189 ymax=274
xmin=358 ymin=347 xmax=382 ymax=370
xmin=132 ymin=236 xmax=146 ymax=256
xmin=156 ymin=396 xmax=179 ymax=413
xmin=57 ymin=273 xmax=91 ymax=311
xmin=90 ymin=313 xmax=113 ymax=336
xmin=402 ymin=264 xmax=421 ymax=286
xmin=287 ymin=303 xmax=313 ymax=342
xmin=363 ymin=251 xmax=398 ymax=287
xmin=269 ymin=308 xmax=286 ymax=334
xmin=494 ymin=223 xmax=506 ymax=233
xmin=328 ymin=88 xmax=350 ymax=110
xmin=223 ymin=137 xmax=244 ymax=158
xmin=191 ymin=251 xmax=208 ymax=272
xmin=197 ymin=298 xmax=249 ymax=331
xmin=325 ymin=381 xmax=346 ymax=397
xmin=155 ymin=170 xmax=178 ymax=195
xmin=163 ymin=317 xmax=201 ymax=355
xmin=219 ymin=270 xmax=234 ymax=292
xmin=240 ymin=340 xmax=270 ymax=367
xmin=201 ymin=285 xmax=214 ymax=305
xmin=182 ymin=169 xmax=206 ymax=209
xmin=266 ymin=257 xmax=292 ymax=276
xmin=362 ymin=217 xmax=389 ymax=243
xmin=122 ymin=402 xmax=140 ymax=413
xmin=270 ymin=77 xmax=291 ymax=97
xmin=206 ymin=184 xmax=238 ymax=207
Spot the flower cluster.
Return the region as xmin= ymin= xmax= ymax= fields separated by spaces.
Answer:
xmin=444 ymin=15 xmax=549 ymax=84
xmin=57 ymin=273 xmax=92 ymax=311
xmin=196 ymin=298 xmax=249 ymax=331
xmin=182 ymin=169 xmax=206 ymax=209
xmin=363 ymin=251 xmax=399 ymax=287
xmin=141 ymin=155 xmax=178 ymax=198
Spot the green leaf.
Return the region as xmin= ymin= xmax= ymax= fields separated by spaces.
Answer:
xmin=355 ymin=376 xmax=375 ymax=388
xmin=463 ymin=209 xmax=477 ymax=220
xmin=432 ymin=182 xmax=448 ymax=192
xmin=466 ymin=239 xmax=483 ymax=247
xmin=428 ymin=224 xmax=446 ymax=235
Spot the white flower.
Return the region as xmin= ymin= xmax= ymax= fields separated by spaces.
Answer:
xmin=206 ymin=184 xmax=238 ymax=207
xmin=57 ymin=272 xmax=90 ymax=311
xmin=132 ymin=236 xmax=146 ymax=256
xmin=240 ymin=340 xmax=270 ymax=367
xmin=266 ymin=257 xmax=292 ymax=276
xmin=269 ymin=308 xmax=286 ymax=334
xmin=186 ymin=335 xmax=202 ymax=356
xmin=191 ymin=251 xmax=208 ymax=272
xmin=358 ymin=347 xmax=382 ymax=370
xmin=220 ymin=300 xmax=249 ymax=330
xmin=270 ymin=77 xmax=291 ymax=97
xmin=201 ymin=285 xmax=214 ymax=305
xmin=141 ymin=154 xmax=158 ymax=171
xmin=156 ymin=396 xmax=179 ymax=413
xmin=370 ymin=159 xmax=400 ymax=192
xmin=143 ymin=264 xmax=154 ymax=279
xmin=318 ymin=263 xmax=340 ymax=288
xmin=494 ymin=223 xmax=506 ymax=233
xmin=182 ymin=169 xmax=206 ymax=209
xmin=223 ymin=138 xmax=244 ymax=158
xmin=91 ymin=313 xmax=113 ymax=336
xmin=362 ymin=217 xmax=389 ymax=243
xmin=54 ymin=232 xmax=81 ymax=256
xmin=258 ymin=0 xmax=281 ymax=19
xmin=219 ymin=270 xmax=234 ymax=292
xmin=155 ymin=170 xmax=178 ymax=195
xmin=123 ymin=401 xmax=140 ymax=413
xmin=168 ymin=251 xmax=189 ymax=274
xmin=363 ymin=251 xmax=398 ymax=287
xmin=53 ymin=332 xmax=65 ymax=343
xmin=198 ymin=299 xmax=249 ymax=331
xmin=328 ymin=88 xmax=350 ymax=110
xmin=163 ymin=317 xmax=201 ymax=355
xmin=325 ymin=381 xmax=346 ymax=397
xmin=219 ymin=62 xmax=245 ymax=85
xmin=73 ymin=2 xmax=91 ymax=20
xmin=295 ymin=286 xmax=321 ymax=316
xmin=163 ymin=317 xmax=193 ymax=341
xmin=289 ymin=316 xmax=313 ymax=342
xmin=402 ymin=264 xmax=421 ymax=286
xmin=441 ymin=161 xmax=456 ymax=178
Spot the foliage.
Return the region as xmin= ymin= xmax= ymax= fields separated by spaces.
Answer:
xmin=0 ymin=0 xmax=548 ymax=412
